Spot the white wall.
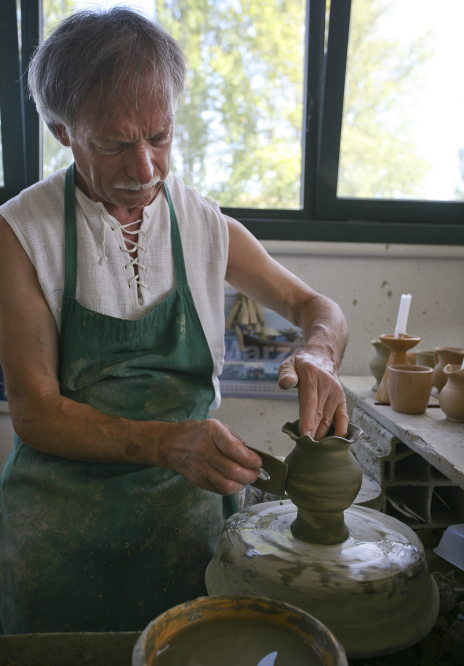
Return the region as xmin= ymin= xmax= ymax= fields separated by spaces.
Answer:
xmin=262 ymin=240 xmax=464 ymax=376
xmin=1 ymin=241 xmax=463 ymax=470
xmin=213 ymin=240 xmax=464 ymax=455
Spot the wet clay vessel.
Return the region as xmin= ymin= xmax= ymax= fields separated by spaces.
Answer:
xmin=284 ymin=423 xmax=362 ymax=544
xmin=387 ymin=364 xmax=433 ymax=414
xmin=369 ymin=339 xmax=391 ymax=392
xmin=439 ymin=364 xmax=464 ymax=422
xmin=433 ymin=347 xmax=464 ymax=392
xmin=206 ymin=420 xmax=439 ymax=659
xmin=375 ymin=334 xmax=421 ymax=404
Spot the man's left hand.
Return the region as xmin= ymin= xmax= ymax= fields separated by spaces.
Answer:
xmin=278 ymin=350 xmax=349 ymax=441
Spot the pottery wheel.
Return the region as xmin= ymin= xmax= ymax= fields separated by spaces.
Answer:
xmin=206 ymin=500 xmax=439 ymax=658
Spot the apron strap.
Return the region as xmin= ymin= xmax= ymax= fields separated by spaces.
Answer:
xmin=163 ymin=182 xmax=188 ymax=287
xmin=64 ymin=163 xmax=78 ymax=299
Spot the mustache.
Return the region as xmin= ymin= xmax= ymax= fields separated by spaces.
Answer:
xmin=113 ymin=175 xmax=162 ymax=191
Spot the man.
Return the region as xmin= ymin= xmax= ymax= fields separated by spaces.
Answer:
xmin=0 ymin=7 xmax=348 ymax=634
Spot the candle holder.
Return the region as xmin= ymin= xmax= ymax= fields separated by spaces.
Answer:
xmin=375 ymin=334 xmax=421 ymax=404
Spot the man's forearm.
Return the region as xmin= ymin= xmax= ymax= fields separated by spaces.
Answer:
xmin=10 ymin=390 xmax=262 ymax=495
xmin=12 ymin=391 xmax=172 ymax=466
xmin=290 ymin=292 xmax=349 ymax=373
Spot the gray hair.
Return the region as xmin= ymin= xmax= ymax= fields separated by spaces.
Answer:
xmin=28 ymin=7 xmax=186 ymax=138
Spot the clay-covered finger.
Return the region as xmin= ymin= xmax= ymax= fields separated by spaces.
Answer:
xmin=278 ymin=356 xmax=299 ymax=390
xmin=209 ymin=451 xmax=260 ymax=487
xmin=310 ymin=383 xmax=339 ymax=440
xmin=297 ymin=373 xmax=325 ymax=437
xmin=203 ymin=464 xmax=250 ymax=496
xmin=214 ymin=423 xmax=262 ymax=470
xmin=332 ymin=401 xmax=349 ymax=438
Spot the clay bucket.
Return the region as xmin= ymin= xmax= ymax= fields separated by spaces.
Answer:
xmin=369 ymin=338 xmax=390 ymax=392
xmin=433 ymin=347 xmax=464 ymax=392
xmin=132 ymin=595 xmax=348 ymax=666
xmin=387 ymin=364 xmax=433 ymax=414
xmin=439 ymin=364 xmax=464 ymax=423
xmin=282 ymin=421 xmax=363 ymax=545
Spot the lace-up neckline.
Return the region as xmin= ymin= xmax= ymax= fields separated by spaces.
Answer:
xmin=99 ymin=210 xmax=149 ymax=303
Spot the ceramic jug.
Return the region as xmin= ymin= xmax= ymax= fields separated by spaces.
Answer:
xmin=433 ymin=347 xmax=464 ymax=392
xmin=439 ymin=364 xmax=464 ymax=423
xmin=369 ymin=339 xmax=390 ymax=392
xmin=282 ymin=420 xmax=363 ymax=545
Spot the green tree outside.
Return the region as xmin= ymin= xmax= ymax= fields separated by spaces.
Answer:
xmin=338 ymin=0 xmax=432 ymax=199
xmin=157 ymin=0 xmax=305 ymax=209
xmin=40 ymin=0 xmax=434 ymax=206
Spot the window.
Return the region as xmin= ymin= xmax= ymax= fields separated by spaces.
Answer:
xmin=316 ymin=0 xmax=464 ymax=243
xmin=2 ymin=0 xmax=463 ymax=245
xmin=338 ymin=0 xmax=464 ymax=203
xmin=42 ymin=0 xmax=308 ymax=211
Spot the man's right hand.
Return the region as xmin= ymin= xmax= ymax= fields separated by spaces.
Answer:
xmin=156 ymin=419 xmax=262 ymax=495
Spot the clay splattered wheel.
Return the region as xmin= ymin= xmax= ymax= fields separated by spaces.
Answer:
xmin=206 ymin=500 xmax=439 ymax=658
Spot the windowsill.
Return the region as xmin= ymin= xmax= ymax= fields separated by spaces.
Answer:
xmin=262 ymin=240 xmax=464 ymax=259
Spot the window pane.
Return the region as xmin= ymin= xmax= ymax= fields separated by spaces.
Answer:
xmin=41 ymin=0 xmax=307 ymax=209
xmin=338 ymin=0 xmax=464 ymax=201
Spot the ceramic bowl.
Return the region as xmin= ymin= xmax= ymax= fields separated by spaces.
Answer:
xmin=388 ymin=364 xmax=433 ymax=414
xmin=132 ymin=595 xmax=348 ymax=666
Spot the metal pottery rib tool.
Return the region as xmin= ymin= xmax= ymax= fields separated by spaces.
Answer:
xmin=247 ymin=446 xmax=288 ymax=496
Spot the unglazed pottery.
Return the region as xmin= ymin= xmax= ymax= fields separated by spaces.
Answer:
xmin=416 ymin=350 xmax=436 ymax=369
xmin=439 ymin=364 xmax=464 ymax=422
xmin=433 ymin=347 xmax=464 ymax=392
xmin=375 ymin=334 xmax=421 ymax=404
xmin=206 ymin=420 xmax=439 ymax=658
xmin=387 ymin=364 xmax=433 ymax=414
xmin=132 ymin=596 xmax=347 ymax=666
xmin=369 ymin=339 xmax=390 ymax=392
xmin=283 ymin=421 xmax=362 ymax=544
xmin=406 ymin=352 xmax=417 ymax=365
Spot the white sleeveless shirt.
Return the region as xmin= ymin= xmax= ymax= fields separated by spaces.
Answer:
xmin=0 ymin=169 xmax=228 ymax=409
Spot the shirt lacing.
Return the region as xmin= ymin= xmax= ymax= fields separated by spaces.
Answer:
xmin=99 ymin=210 xmax=149 ymax=295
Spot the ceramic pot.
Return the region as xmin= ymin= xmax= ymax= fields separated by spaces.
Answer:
xmin=282 ymin=421 xmax=363 ymax=544
xmin=433 ymin=347 xmax=464 ymax=392
xmin=375 ymin=334 xmax=421 ymax=404
xmin=416 ymin=350 xmax=436 ymax=369
xmin=387 ymin=364 xmax=433 ymax=414
xmin=133 ymin=595 xmax=348 ymax=666
xmin=439 ymin=364 xmax=464 ymax=423
xmin=369 ymin=339 xmax=390 ymax=392
xmin=407 ymin=352 xmax=417 ymax=365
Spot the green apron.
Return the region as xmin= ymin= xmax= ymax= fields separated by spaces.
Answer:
xmin=0 ymin=164 xmax=236 ymax=634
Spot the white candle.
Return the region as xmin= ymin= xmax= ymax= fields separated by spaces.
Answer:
xmin=394 ymin=294 xmax=412 ymax=338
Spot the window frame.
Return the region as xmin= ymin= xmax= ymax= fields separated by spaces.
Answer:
xmin=0 ymin=0 xmax=27 ymax=204
xmin=2 ymin=0 xmax=463 ymax=244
